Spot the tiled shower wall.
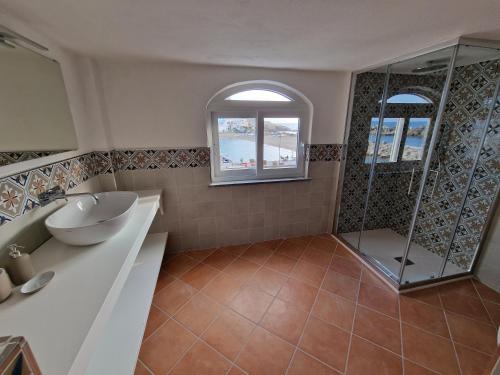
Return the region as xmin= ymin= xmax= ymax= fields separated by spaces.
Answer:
xmin=413 ymin=59 xmax=500 ymax=269
xmin=112 ymin=145 xmax=342 ymax=252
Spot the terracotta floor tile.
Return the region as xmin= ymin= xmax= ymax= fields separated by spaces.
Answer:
xmin=290 ymin=259 xmax=327 ymax=287
xmin=278 ymin=278 xmax=319 ymax=311
xmin=403 ymin=360 xmax=438 ymax=375
xmin=227 ymin=366 xmax=247 ymax=375
xmin=202 ymin=272 xmax=245 ymax=305
xmin=220 ymin=243 xmax=251 ymax=256
xmin=257 ymin=239 xmax=283 ymax=250
xmin=308 ymin=237 xmax=337 ymax=253
xmin=400 ymin=297 xmax=449 ymax=338
xmin=265 ymin=253 xmax=297 ymax=274
xmin=154 ymin=269 xmax=176 ymax=294
xmin=260 ymin=298 xmax=309 ymax=344
xmin=402 ymin=323 xmax=460 ymax=375
xmin=484 ymin=300 xmax=500 ymax=327
xmin=334 ymin=243 xmax=357 ymax=260
xmin=153 ymin=279 xmax=197 ymax=315
xmin=440 ymin=291 xmax=491 ymax=323
xmin=299 ymin=316 xmax=350 ymax=372
xmin=446 ymin=312 xmax=497 ymax=354
xmin=185 ymin=248 xmax=216 ymax=261
xmin=203 ymin=249 xmax=237 ymax=270
xmin=236 ymin=327 xmax=294 ymax=375
xmin=301 ymin=247 xmax=333 ymax=267
xmin=361 ymin=267 xmax=393 ymax=292
xmin=181 ymin=263 xmax=220 ymax=290
xmin=330 ymin=255 xmax=362 ymax=279
xmin=400 ymin=287 xmax=442 ymax=308
xmin=134 ymin=360 xmax=150 ymax=375
xmin=230 ymin=285 xmax=274 ymax=323
xmin=312 ymin=290 xmax=355 ymax=332
xmin=455 ymin=343 xmax=494 ymax=375
xmin=353 ymin=305 xmax=401 ymax=354
xmin=288 ymin=350 xmax=341 ymax=375
xmin=139 ymin=319 xmax=196 ymax=374
xmin=224 ymin=257 xmax=261 ymax=283
xmin=170 ymin=340 xmax=231 ymax=375
xmin=439 ymin=279 xmax=478 ymax=298
xmin=322 ymin=270 xmax=360 ymax=301
xmin=174 ymin=293 xmax=222 ymax=335
xmin=246 ymin=267 xmax=287 ymax=296
xmin=276 ymin=238 xmax=309 ymax=259
xmin=347 ymin=336 xmax=402 ymax=375
xmin=143 ymin=305 xmax=168 ymax=340
xmin=473 ymin=280 xmax=500 ymax=304
xmin=358 ymin=282 xmax=399 ymax=319
xmin=163 ymin=254 xmax=199 ymax=277
xmin=202 ymin=309 xmax=255 ymax=360
xmin=241 ymin=244 xmax=274 ymax=264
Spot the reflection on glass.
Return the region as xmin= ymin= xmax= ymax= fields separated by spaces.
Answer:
xmin=218 ymin=117 xmax=257 ymax=170
xmin=402 ymin=118 xmax=431 ymax=161
xmin=263 ymin=118 xmax=299 ymax=169
xmin=365 ymin=117 xmax=404 ymax=163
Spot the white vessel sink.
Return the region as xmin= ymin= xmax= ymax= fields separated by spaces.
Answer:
xmin=45 ymin=191 xmax=139 ymax=246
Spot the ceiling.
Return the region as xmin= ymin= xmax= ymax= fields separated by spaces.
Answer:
xmin=1 ymin=0 xmax=500 ymax=71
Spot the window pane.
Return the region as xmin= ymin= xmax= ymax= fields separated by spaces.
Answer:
xmin=263 ymin=117 xmax=299 ymax=169
xmin=386 ymin=94 xmax=432 ymax=104
xmin=218 ymin=117 xmax=257 ymax=170
xmin=365 ymin=117 xmax=405 ymax=163
xmin=402 ymin=117 xmax=431 ymax=161
xmin=226 ymin=90 xmax=291 ymax=102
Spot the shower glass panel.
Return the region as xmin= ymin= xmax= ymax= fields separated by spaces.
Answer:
xmin=337 ymin=66 xmax=388 ymax=254
xmin=358 ymin=47 xmax=456 ymax=282
xmin=440 ymin=46 xmax=500 ymax=277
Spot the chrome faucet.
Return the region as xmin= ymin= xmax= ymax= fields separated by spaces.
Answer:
xmin=38 ymin=186 xmax=100 ymax=207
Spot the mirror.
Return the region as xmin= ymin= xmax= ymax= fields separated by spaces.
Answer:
xmin=0 ymin=40 xmax=77 ymax=167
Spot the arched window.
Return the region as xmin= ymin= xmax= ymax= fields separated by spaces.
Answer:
xmin=386 ymin=93 xmax=432 ymax=104
xmin=206 ymin=81 xmax=312 ymax=184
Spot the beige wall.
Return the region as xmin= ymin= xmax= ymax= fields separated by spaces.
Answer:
xmin=115 ymin=162 xmax=339 ymax=252
xmin=95 ymin=60 xmax=351 ymax=148
xmin=475 ymin=206 xmax=500 ymax=292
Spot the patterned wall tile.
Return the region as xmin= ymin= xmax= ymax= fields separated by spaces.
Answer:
xmin=0 ymin=150 xmax=70 ymax=167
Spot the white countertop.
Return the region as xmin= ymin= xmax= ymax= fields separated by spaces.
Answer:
xmin=0 ymin=190 xmax=161 ymax=375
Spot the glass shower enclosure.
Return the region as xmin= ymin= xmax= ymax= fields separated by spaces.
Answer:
xmin=335 ymin=38 xmax=500 ymax=289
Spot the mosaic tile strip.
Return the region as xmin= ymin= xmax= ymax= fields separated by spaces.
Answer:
xmin=0 ymin=151 xmax=112 ymax=226
xmin=112 ymin=147 xmax=211 ymax=170
xmin=0 ymin=150 xmax=70 ymax=167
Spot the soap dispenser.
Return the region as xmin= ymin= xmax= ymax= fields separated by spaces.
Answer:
xmin=6 ymin=244 xmax=35 ymax=285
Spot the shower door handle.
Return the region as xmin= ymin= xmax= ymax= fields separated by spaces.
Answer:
xmin=407 ymin=168 xmax=415 ymax=196
xmin=429 ymin=169 xmax=440 ymax=198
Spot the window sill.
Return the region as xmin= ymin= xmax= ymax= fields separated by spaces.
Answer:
xmin=209 ymin=177 xmax=311 ymax=187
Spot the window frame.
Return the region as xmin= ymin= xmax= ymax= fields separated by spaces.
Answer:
xmin=207 ymin=82 xmax=311 ymax=184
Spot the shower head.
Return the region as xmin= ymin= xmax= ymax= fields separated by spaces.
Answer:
xmin=412 ymin=59 xmax=450 ymax=74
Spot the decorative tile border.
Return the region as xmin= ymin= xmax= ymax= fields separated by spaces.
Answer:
xmin=0 ymin=151 xmax=112 ymax=225
xmin=0 ymin=150 xmax=71 ymax=167
xmin=307 ymin=144 xmax=343 ymax=162
xmin=0 ymin=144 xmax=341 ymax=227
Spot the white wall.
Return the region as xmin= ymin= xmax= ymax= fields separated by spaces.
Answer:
xmin=475 ymin=207 xmax=500 ymax=292
xmin=95 ymin=60 xmax=350 ymax=148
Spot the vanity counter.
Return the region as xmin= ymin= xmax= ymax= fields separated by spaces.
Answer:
xmin=0 ymin=190 xmax=163 ymax=375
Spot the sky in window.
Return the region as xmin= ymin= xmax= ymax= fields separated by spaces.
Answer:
xmin=226 ymin=89 xmax=291 ymax=101
xmin=386 ymin=94 xmax=431 ymax=103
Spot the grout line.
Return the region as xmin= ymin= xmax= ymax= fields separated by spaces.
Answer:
xmin=284 ymin=241 xmax=340 ymax=375
xmin=342 ymin=263 xmax=362 ymax=375
xmin=439 ymin=292 xmax=464 ymax=375
xmin=136 ymin=358 xmax=155 ymax=375
xmin=471 ymin=278 xmax=498 ymax=327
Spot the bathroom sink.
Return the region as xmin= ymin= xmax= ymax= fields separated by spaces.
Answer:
xmin=45 ymin=191 xmax=139 ymax=246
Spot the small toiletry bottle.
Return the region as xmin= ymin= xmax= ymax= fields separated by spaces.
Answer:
xmin=6 ymin=244 xmax=35 ymax=285
xmin=0 ymin=268 xmax=12 ymax=302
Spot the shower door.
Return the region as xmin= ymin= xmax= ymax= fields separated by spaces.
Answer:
xmin=357 ymin=46 xmax=457 ymax=282
xmin=401 ymin=44 xmax=500 ymax=284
